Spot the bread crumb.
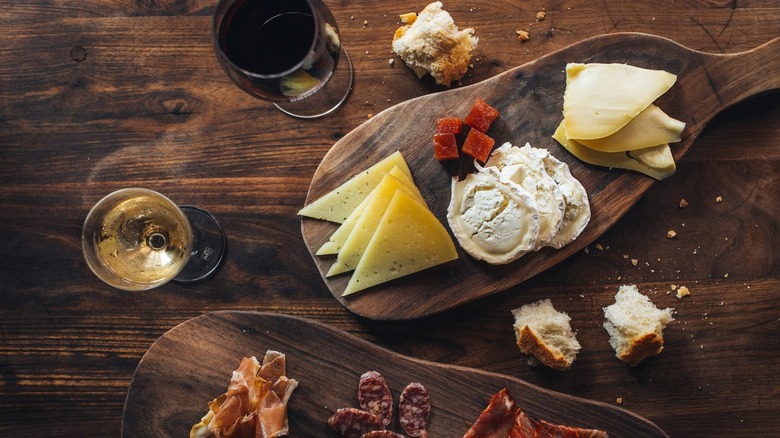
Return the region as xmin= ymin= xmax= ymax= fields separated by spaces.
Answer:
xmin=670 ymin=284 xmax=678 ymax=291
xmin=676 ymin=286 xmax=690 ymax=299
xmin=388 ymin=58 xmax=394 ymax=65
xmin=595 ymin=243 xmax=605 ymax=251
xmin=631 ymin=258 xmax=639 ymax=266
xmin=536 ymin=11 xmax=546 ymax=21
xmin=399 ymin=12 xmax=417 ymax=24
xmin=367 ymin=114 xmax=374 ymax=119
xmin=516 ymin=29 xmax=530 ymax=41
xmin=716 ymin=196 xmax=723 ymax=203
xmin=616 ymin=397 xmax=623 ymax=404
xmin=678 ymin=198 xmax=688 ymax=208
xmin=666 ymin=229 xmax=677 ymax=239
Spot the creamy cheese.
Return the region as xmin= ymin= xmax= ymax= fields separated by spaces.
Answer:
xmin=524 ymin=145 xmax=591 ymax=249
xmin=298 ymin=151 xmax=412 ymax=223
xmin=485 ymin=143 xmax=565 ymax=249
xmin=577 ymin=104 xmax=685 ymax=152
xmin=553 ymin=122 xmax=676 ymax=180
xmin=563 ymin=63 xmax=677 ymax=140
xmin=447 ymin=169 xmax=539 ymax=264
xmin=343 ymin=190 xmax=458 ymax=295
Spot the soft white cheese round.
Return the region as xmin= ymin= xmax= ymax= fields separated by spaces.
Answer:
xmin=524 ymin=145 xmax=591 ymax=248
xmin=447 ymin=169 xmax=539 ymax=264
xmin=485 ymin=143 xmax=565 ymax=249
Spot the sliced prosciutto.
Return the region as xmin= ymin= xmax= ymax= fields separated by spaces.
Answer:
xmin=190 ymin=351 xmax=299 ymax=438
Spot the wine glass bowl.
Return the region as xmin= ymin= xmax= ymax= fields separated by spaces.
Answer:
xmin=82 ymin=188 xmax=193 ymax=291
xmin=212 ymin=0 xmax=353 ymax=118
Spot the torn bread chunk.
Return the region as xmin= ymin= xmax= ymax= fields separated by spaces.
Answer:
xmin=512 ymin=299 xmax=581 ymax=370
xmin=392 ymin=1 xmax=478 ymax=86
xmin=603 ymin=285 xmax=674 ymax=366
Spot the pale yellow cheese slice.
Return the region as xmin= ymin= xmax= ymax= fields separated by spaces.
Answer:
xmin=298 ymin=151 xmax=412 ymax=223
xmin=326 ymin=173 xmax=424 ymax=276
xmin=563 ymin=63 xmax=677 ymax=140
xmin=317 ymin=167 xmax=425 ymax=256
xmin=553 ymin=122 xmax=676 ymax=180
xmin=577 ymin=104 xmax=685 ymax=152
xmin=343 ymin=190 xmax=458 ymax=296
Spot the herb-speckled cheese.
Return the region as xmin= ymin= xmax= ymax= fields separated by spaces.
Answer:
xmin=298 ymin=151 xmax=412 ymax=223
xmin=344 ymin=190 xmax=457 ymax=296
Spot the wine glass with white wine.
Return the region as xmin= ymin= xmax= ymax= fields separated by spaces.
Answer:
xmin=82 ymin=188 xmax=226 ymax=291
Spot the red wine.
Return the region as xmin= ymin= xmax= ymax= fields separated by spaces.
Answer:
xmin=213 ymin=0 xmax=342 ymax=102
xmin=219 ymin=0 xmax=315 ymax=75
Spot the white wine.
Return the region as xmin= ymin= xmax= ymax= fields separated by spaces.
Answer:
xmin=83 ymin=189 xmax=193 ymax=290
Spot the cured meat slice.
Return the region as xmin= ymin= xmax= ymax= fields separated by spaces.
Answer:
xmin=361 ymin=431 xmax=406 ymax=438
xmin=358 ymin=371 xmax=394 ymax=426
xmin=328 ymin=407 xmax=384 ymax=438
xmin=462 ymin=388 xmax=516 ymax=438
xmin=535 ymin=419 xmax=609 ymax=438
xmin=398 ymin=382 xmax=431 ymax=438
xmin=189 ymin=352 xmax=298 ymax=438
xmin=507 ymin=404 xmax=609 ymax=438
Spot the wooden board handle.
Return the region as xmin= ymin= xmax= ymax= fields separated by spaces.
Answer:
xmin=697 ymin=37 xmax=780 ymax=117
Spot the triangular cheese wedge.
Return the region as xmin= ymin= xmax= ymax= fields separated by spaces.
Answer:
xmin=326 ymin=173 xmax=424 ymax=276
xmin=577 ymin=104 xmax=685 ymax=152
xmin=553 ymin=121 xmax=676 ymax=180
xmin=317 ymin=167 xmax=425 ymax=256
xmin=563 ymin=63 xmax=677 ymax=140
xmin=343 ymin=190 xmax=458 ymax=296
xmin=298 ymin=151 xmax=412 ymax=223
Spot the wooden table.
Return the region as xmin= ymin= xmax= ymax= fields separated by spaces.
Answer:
xmin=1 ymin=1 xmax=778 ymax=436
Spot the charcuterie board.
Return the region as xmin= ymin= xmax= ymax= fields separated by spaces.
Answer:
xmin=121 ymin=311 xmax=668 ymax=437
xmin=301 ymin=33 xmax=780 ymax=320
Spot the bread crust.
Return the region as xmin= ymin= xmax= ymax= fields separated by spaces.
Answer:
xmin=618 ymin=332 xmax=665 ymax=367
xmin=514 ymin=325 xmax=572 ymax=371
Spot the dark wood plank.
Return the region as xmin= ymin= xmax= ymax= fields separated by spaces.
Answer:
xmin=122 ymin=311 xmax=667 ymax=437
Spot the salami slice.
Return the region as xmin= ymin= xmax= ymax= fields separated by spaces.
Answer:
xmin=361 ymin=431 xmax=406 ymax=438
xmin=358 ymin=371 xmax=394 ymax=426
xmin=328 ymin=407 xmax=384 ymax=438
xmin=398 ymin=382 xmax=431 ymax=438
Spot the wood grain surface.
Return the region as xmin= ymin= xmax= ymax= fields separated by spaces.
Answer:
xmin=1 ymin=1 xmax=778 ymax=437
xmin=122 ymin=311 xmax=667 ymax=437
xmin=302 ymin=33 xmax=779 ymax=319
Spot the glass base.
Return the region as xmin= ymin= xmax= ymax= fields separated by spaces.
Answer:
xmin=274 ymin=47 xmax=353 ymax=119
xmin=174 ymin=206 xmax=226 ymax=283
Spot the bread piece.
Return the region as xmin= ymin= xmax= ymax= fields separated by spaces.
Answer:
xmin=392 ymin=2 xmax=478 ymax=87
xmin=512 ymin=299 xmax=581 ymax=370
xmin=603 ymin=285 xmax=674 ymax=366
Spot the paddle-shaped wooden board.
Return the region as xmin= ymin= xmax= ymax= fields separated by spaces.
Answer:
xmin=301 ymin=33 xmax=780 ymax=320
xmin=121 ymin=311 xmax=668 ymax=437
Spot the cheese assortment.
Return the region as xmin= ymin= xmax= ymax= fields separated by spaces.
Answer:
xmin=554 ymin=63 xmax=686 ymax=179
xmin=447 ymin=143 xmax=590 ymax=264
xmin=300 ymin=152 xmax=457 ymax=295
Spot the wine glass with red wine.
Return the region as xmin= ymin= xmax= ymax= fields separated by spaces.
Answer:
xmin=213 ymin=0 xmax=353 ymax=118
